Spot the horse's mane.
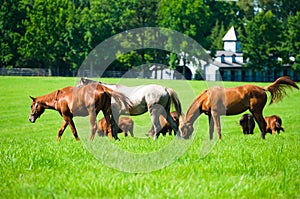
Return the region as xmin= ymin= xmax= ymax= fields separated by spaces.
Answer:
xmin=186 ymin=89 xmax=208 ymax=115
xmin=78 ymin=77 xmax=121 ymax=87
xmin=196 ymin=89 xmax=208 ymax=104
xmin=37 ymin=89 xmax=60 ymax=103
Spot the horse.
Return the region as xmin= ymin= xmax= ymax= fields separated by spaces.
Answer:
xmin=147 ymin=111 xmax=179 ymax=137
xmin=181 ymin=76 xmax=299 ymax=139
xmin=239 ymin=114 xmax=255 ymax=135
xmin=97 ymin=116 xmax=134 ymax=137
xmin=29 ymin=83 xmax=131 ymax=141
xmin=265 ymin=115 xmax=284 ymax=135
xmin=78 ymin=78 xmax=184 ymax=139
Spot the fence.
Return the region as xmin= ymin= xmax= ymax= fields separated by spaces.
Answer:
xmin=0 ymin=68 xmax=49 ymax=76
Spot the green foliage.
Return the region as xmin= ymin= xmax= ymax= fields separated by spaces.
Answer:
xmin=0 ymin=77 xmax=299 ymax=198
xmin=0 ymin=0 xmax=27 ymax=67
xmin=241 ymin=11 xmax=283 ymax=71
xmin=158 ymin=0 xmax=210 ymax=46
xmin=209 ymin=20 xmax=226 ymax=57
xmin=0 ymin=1 xmax=300 ymax=76
xmin=19 ymin=0 xmax=80 ymax=75
xmin=285 ymin=12 xmax=300 ymax=71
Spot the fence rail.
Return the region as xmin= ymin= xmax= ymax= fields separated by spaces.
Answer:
xmin=0 ymin=68 xmax=49 ymax=76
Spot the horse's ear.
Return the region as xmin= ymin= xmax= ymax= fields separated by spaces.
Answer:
xmin=30 ymin=96 xmax=36 ymax=101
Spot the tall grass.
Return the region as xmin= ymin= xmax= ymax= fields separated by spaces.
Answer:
xmin=0 ymin=76 xmax=299 ymax=198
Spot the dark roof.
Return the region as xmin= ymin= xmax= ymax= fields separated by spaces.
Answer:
xmin=215 ymin=50 xmax=243 ymax=57
xmin=211 ymin=60 xmax=244 ymax=68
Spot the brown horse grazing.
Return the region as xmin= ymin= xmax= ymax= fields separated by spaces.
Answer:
xmin=181 ymin=76 xmax=299 ymax=139
xmin=147 ymin=111 xmax=179 ymax=137
xmin=97 ymin=116 xmax=134 ymax=137
xmin=29 ymin=83 xmax=131 ymax=141
xmin=265 ymin=115 xmax=285 ymax=135
xmin=239 ymin=114 xmax=255 ymax=135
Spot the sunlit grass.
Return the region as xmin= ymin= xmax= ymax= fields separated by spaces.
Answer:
xmin=0 ymin=76 xmax=299 ymax=198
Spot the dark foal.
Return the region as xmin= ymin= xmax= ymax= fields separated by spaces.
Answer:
xmin=239 ymin=114 xmax=255 ymax=135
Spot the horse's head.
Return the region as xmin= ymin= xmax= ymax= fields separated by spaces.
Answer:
xmin=180 ymin=122 xmax=194 ymax=139
xmin=239 ymin=114 xmax=248 ymax=126
xmin=29 ymin=96 xmax=45 ymax=123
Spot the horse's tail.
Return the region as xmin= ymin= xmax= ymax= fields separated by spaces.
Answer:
xmin=275 ymin=117 xmax=285 ymax=132
xmin=275 ymin=121 xmax=285 ymax=132
xmin=166 ymin=88 xmax=185 ymax=129
xmin=100 ymin=85 xmax=132 ymax=111
xmin=263 ymin=76 xmax=299 ymax=104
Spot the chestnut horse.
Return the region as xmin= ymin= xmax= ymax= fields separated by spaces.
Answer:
xmin=265 ymin=115 xmax=284 ymax=135
xmin=181 ymin=76 xmax=299 ymax=139
xmin=97 ymin=116 xmax=134 ymax=137
xmin=29 ymin=83 xmax=131 ymax=141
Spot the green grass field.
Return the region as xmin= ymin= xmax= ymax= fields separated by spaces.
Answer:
xmin=0 ymin=76 xmax=299 ymax=198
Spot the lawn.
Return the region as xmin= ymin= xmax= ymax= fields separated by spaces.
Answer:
xmin=0 ymin=76 xmax=299 ymax=198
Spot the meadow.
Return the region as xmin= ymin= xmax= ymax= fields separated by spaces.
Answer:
xmin=0 ymin=76 xmax=299 ymax=198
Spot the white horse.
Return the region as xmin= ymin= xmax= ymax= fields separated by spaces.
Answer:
xmin=78 ymin=78 xmax=184 ymax=140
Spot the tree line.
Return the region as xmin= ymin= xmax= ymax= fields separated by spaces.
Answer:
xmin=1 ymin=0 xmax=300 ymax=76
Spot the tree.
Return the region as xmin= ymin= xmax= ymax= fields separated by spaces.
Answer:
xmin=0 ymin=0 xmax=28 ymax=68
xmin=107 ymin=0 xmax=159 ymax=76
xmin=157 ymin=0 xmax=210 ymax=46
xmin=258 ymin=0 xmax=300 ymax=22
xmin=157 ymin=0 xmax=210 ymax=78
xmin=237 ymin=0 xmax=257 ymax=20
xmin=19 ymin=0 xmax=80 ymax=75
xmin=284 ymin=12 xmax=300 ymax=70
xmin=209 ymin=20 xmax=226 ymax=58
xmin=241 ymin=11 xmax=283 ymax=72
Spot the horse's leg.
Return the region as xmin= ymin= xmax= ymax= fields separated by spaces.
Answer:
xmin=68 ymin=118 xmax=80 ymax=141
xmin=124 ymin=130 xmax=128 ymax=137
xmin=88 ymin=110 xmax=97 ymax=141
xmin=110 ymin=103 xmax=121 ymax=141
xmin=166 ymin=112 xmax=180 ymax=138
xmin=59 ymin=114 xmax=79 ymax=141
xmin=101 ymin=110 xmax=113 ymax=140
xmin=208 ymin=114 xmax=214 ymax=140
xmin=58 ymin=120 xmax=68 ymax=141
xmin=129 ymin=126 xmax=134 ymax=137
xmin=149 ymin=104 xmax=163 ymax=140
xmin=251 ymin=111 xmax=267 ymax=139
xmin=211 ymin=112 xmax=221 ymax=140
xmin=168 ymin=128 xmax=172 ymax=136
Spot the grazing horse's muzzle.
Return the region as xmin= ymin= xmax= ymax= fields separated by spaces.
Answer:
xmin=29 ymin=115 xmax=36 ymax=123
xmin=180 ymin=123 xmax=193 ymax=139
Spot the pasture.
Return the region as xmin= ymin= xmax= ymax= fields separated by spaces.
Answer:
xmin=0 ymin=76 xmax=299 ymax=198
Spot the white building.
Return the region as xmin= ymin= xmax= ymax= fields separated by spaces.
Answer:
xmin=203 ymin=26 xmax=298 ymax=82
xmin=146 ymin=26 xmax=298 ymax=81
